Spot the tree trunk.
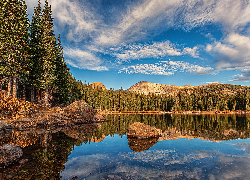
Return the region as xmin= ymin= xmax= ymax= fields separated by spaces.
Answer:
xmin=7 ymin=77 xmax=11 ymax=96
xmin=31 ymin=86 xmax=34 ymax=102
xmin=36 ymin=89 xmax=40 ymax=103
xmin=12 ymin=77 xmax=17 ymax=99
xmin=22 ymin=84 xmax=26 ymax=101
xmin=42 ymin=88 xmax=49 ymax=105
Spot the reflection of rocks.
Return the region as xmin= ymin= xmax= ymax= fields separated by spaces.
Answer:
xmin=0 ymin=123 xmax=101 ymax=148
xmin=128 ymin=137 xmax=158 ymax=152
xmin=62 ymin=124 xmax=100 ymax=140
xmin=158 ymin=128 xmax=194 ymax=141
xmin=91 ymin=134 xmax=106 ymax=143
xmin=0 ymin=144 xmax=23 ymax=168
xmin=127 ymin=122 xmax=159 ymax=139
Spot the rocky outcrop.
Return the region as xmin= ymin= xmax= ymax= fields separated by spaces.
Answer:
xmin=128 ymin=81 xmax=193 ymax=95
xmin=7 ymin=100 xmax=107 ymax=129
xmin=0 ymin=144 xmax=23 ymax=168
xmin=89 ymin=82 xmax=107 ymax=90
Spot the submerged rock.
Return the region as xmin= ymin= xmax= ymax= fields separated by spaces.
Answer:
xmin=0 ymin=144 xmax=23 ymax=168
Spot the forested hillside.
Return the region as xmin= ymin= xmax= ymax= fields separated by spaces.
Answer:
xmin=67 ymin=82 xmax=250 ymax=112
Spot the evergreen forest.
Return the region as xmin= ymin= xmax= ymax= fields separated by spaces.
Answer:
xmin=1 ymin=0 xmax=250 ymax=112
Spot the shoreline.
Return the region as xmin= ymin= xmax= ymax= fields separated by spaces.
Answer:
xmin=98 ymin=110 xmax=250 ymax=115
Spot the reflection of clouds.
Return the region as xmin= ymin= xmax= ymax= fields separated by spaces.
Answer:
xmin=208 ymin=155 xmax=250 ymax=180
xmin=233 ymin=142 xmax=250 ymax=154
xmin=61 ymin=147 xmax=250 ymax=179
xmin=119 ymin=149 xmax=218 ymax=165
xmin=119 ymin=149 xmax=175 ymax=162
xmin=60 ymin=154 xmax=109 ymax=179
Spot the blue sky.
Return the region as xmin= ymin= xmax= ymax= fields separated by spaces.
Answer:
xmin=26 ymin=0 xmax=250 ymax=90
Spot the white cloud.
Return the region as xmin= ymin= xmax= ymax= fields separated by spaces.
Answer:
xmin=26 ymin=0 xmax=250 ymax=46
xmin=27 ymin=0 xmax=101 ymax=42
xmin=206 ymin=33 xmax=250 ymax=70
xmin=183 ymin=46 xmax=199 ymax=58
xmin=206 ymin=81 xmax=219 ymax=84
xmin=64 ymin=47 xmax=108 ymax=71
xmin=230 ymin=69 xmax=250 ymax=82
xmin=97 ymin=0 xmax=250 ymax=46
xmin=111 ymin=41 xmax=199 ymax=62
xmin=25 ymin=0 xmax=250 ymax=77
xmin=119 ymin=61 xmax=214 ymax=75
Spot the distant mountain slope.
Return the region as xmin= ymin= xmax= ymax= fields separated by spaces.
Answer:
xmin=127 ymin=81 xmax=247 ymax=96
xmin=89 ymin=82 xmax=107 ymax=90
xmin=127 ymin=81 xmax=191 ymax=95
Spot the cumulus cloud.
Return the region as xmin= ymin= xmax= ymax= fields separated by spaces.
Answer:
xmin=230 ymin=70 xmax=250 ymax=82
xmin=119 ymin=61 xmax=214 ymax=75
xmin=206 ymin=33 xmax=250 ymax=70
xmin=25 ymin=0 xmax=250 ymax=80
xmin=27 ymin=0 xmax=250 ymax=46
xmin=64 ymin=47 xmax=108 ymax=71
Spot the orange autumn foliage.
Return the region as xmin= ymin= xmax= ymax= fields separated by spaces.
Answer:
xmin=0 ymin=90 xmax=38 ymax=120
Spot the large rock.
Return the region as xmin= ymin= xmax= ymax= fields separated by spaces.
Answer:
xmin=127 ymin=122 xmax=160 ymax=139
xmin=127 ymin=122 xmax=160 ymax=152
xmin=0 ymin=144 xmax=23 ymax=168
xmin=89 ymin=82 xmax=107 ymax=90
xmin=0 ymin=121 xmax=12 ymax=130
xmin=63 ymin=100 xmax=106 ymax=124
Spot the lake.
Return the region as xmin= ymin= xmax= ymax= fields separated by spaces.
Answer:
xmin=1 ymin=114 xmax=250 ymax=179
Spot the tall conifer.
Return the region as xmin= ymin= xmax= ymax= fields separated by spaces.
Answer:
xmin=0 ymin=0 xmax=30 ymax=97
xmin=53 ymin=34 xmax=71 ymax=105
xmin=29 ymin=0 xmax=57 ymax=104
xmin=29 ymin=0 xmax=43 ymax=102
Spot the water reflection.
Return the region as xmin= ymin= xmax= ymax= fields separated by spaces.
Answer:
xmin=1 ymin=114 xmax=250 ymax=179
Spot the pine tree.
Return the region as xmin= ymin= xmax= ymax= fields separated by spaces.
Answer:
xmin=40 ymin=0 xmax=56 ymax=104
xmin=28 ymin=0 xmax=43 ymax=102
xmin=29 ymin=0 xmax=57 ymax=105
xmin=0 ymin=0 xmax=30 ymax=98
xmin=52 ymin=34 xmax=71 ymax=105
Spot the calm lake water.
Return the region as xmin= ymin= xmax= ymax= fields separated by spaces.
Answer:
xmin=1 ymin=114 xmax=250 ymax=179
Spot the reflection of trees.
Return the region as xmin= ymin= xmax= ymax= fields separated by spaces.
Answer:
xmin=1 ymin=114 xmax=250 ymax=178
xmin=90 ymin=114 xmax=250 ymax=142
xmin=0 ymin=131 xmax=82 ymax=179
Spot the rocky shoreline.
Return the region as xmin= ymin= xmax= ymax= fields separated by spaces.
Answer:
xmin=0 ymin=100 xmax=108 ymax=168
xmin=1 ymin=100 xmax=107 ymax=130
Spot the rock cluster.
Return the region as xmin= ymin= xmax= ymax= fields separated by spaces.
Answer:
xmin=6 ymin=100 xmax=107 ymax=129
xmin=0 ymin=144 xmax=23 ymax=168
